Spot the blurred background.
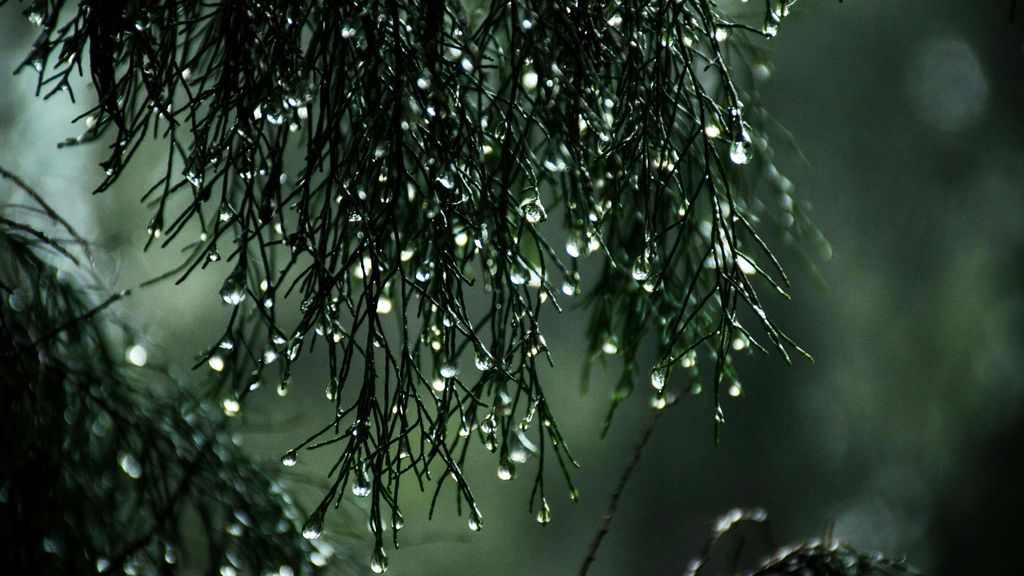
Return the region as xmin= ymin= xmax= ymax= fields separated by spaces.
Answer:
xmin=2 ymin=1 xmax=1022 ymax=574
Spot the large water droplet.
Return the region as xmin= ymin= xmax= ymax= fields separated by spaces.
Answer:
xmin=208 ymin=354 xmax=225 ymax=372
xmin=370 ymin=546 xmax=389 ymax=574
xmin=509 ymin=266 xmax=528 ymax=286
xmin=281 ymin=451 xmax=297 ymax=467
xmin=220 ymin=268 xmax=246 ymax=305
xmin=467 ymin=506 xmax=483 ymax=531
xmin=474 ymin=351 xmax=493 ymax=371
xmin=601 ymin=336 xmax=619 ymax=355
xmin=509 ymin=429 xmax=537 ymax=464
xmin=519 ymin=197 xmax=547 ymax=224
xmin=497 ymin=456 xmax=515 ymax=481
xmin=222 ymin=398 xmax=240 ymax=416
xmin=352 ymin=466 xmax=371 ymax=497
xmin=263 ymin=347 xmax=278 ymax=364
xmin=731 ymin=335 xmax=748 ymax=351
xmin=302 ymin=508 xmax=325 ymax=540
xmin=536 ymin=498 xmax=551 ymax=525
xmin=439 ymin=363 xmax=459 ymax=379
xmin=729 ymin=134 xmax=753 ymax=165
xmin=479 ymin=412 xmax=497 ymax=434
xmin=521 ymin=70 xmax=539 ymax=91
xmin=118 ymin=452 xmax=142 ymax=479
xmin=651 ymin=366 xmax=667 ymax=391
xmin=388 ymin=509 xmax=404 ymax=532
xmin=126 ymin=344 xmax=148 ymax=367
xmin=631 ymin=258 xmax=652 ymax=282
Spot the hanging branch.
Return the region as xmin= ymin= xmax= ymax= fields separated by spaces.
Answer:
xmin=4 ymin=0 xmax=825 ymax=570
xmin=0 ymin=182 xmax=349 ymax=575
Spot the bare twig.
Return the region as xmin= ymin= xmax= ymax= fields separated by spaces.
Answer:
xmin=580 ymin=408 xmax=663 ymax=576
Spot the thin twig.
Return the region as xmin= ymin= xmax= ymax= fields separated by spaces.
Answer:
xmin=580 ymin=408 xmax=663 ymax=576
xmin=0 ymin=163 xmax=92 ymax=262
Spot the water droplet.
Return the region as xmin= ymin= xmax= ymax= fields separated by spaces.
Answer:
xmin=281 ymin=451 xmax=297 ymax=467
xmin=651 ymin=366 xmax=667 ymax=391
xmin=208 ymin=354 xmax=225 ymax=372
xmin=681 ymin=351 xmax=697 ymax=368
xmin=460 ymin=57 xmax=475 ymax=73
xmin=220 ymin=268 xmax=246 ymax=305
xmin=543 ymin=158 xmax=567 ymax=172
xmin=222 ymin=398 xmax=240 ymax=416
xmin=509 ymin=429 xmax=536 ymax=463
xmin=704 ymin=121 xmax=721 ymax=139
xmin=729 ymin=133 xmax=753 ymax=165
xmin=731 ymin=335 xmax=748 ymax=351
xmin=263 ymin=347 xmax=278 ymax=364
xmin=474 ymin=351 xmax=493 ymax=371
xmin=479 ymin=412 xmax=497 ymax=434
xmin=302 ymin=508 xmax=325 ymax=540
xmin=601 ymin=336 xmax=619 ymax=355
xmin=439 ymin=363 xmax=459 ymax=379
xmin=565 ymin=230 xmax=588 ymax=258
xmin=467 ymin=506 xmax=483 ymax=531
xmin=126 ymin=344 xmax=148 ymax=367
xmin=277 ymin=378 xmax=290 ymax=397
xmin=536 ymin=498 xmax=551 ymax=525
xmin=631 ymin=258 xmax=652 ymax=282
xmin=509 ymin=266 xmax=528 ymax=286
xmin=728 ymin=383 xmax=743 ymax=397
xmin=651 ymin=393 xmax=668 ymax=410
xmin=519 ymin=197 xmax=547 ymax=224
xmin=415 ymin=264 xmax=432 ymax=283
xmin=118 ymin=452 xmax=142 ymax=479
xmin=376 ymin=297 xmax=393 ymax=314
xmin=370 ymin=546 xmax=389 ymax=574
xmin=497 ymin=456 xmax=515 ymax=481
xmin=352 ymin=466 xmax=371 ymax=497
xmin=521 ymin=70 xmax=539 ymax=91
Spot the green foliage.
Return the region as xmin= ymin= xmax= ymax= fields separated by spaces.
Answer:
xmin=0 ymin=173 xmax=344 ymax=575
xmin=3 ymin=0 xmax=826 ymax=569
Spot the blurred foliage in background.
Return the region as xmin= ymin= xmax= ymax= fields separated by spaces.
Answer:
xmin=2 ymin=1 xmax=1023 ymax=575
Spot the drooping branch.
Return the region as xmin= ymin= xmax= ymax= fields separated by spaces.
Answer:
xmin=5 ymin=0 xmax=821 ymax=569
